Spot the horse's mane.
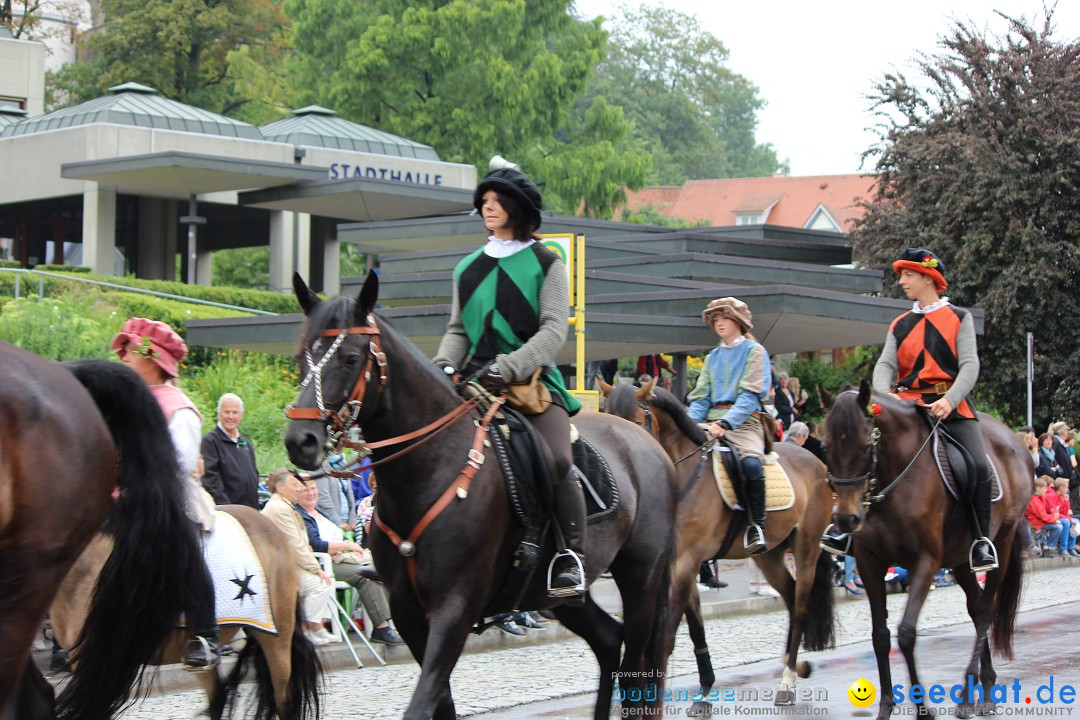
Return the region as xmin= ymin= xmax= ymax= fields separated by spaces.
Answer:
xmin=650 ymin=387 xmax=708 ymax=445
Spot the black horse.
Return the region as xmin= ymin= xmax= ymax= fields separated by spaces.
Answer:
xmin=284 ymin=272 xmax=677 ymax=720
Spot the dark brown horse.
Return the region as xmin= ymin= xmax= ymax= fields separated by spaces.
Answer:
xmin=822 ymin=381 xmax=1028 ymax=720
xmin=1 ymin=347 xmax=205 ymax=720
xmin=284 ymin=272 xmax=677 ymax=720
xmin=601 ymin=378 xmax=836 ymax=713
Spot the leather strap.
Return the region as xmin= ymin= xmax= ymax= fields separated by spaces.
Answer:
xmin=897 ymin=381 xmax=952 ymax=395
xmin=373 ymin=399 xmax=504 ymax=609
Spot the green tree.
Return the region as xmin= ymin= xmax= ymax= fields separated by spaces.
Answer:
xmin=47 ymin=0 xmax=292 ymax=121
xmin=852 ymin=10 xmax=1080 ymax=428
xmin=212 ymin=246 xmax=270 ymax=290
xmin=588 ymin=3 xmax=785 ymax=184
xmin=285 ymin=0 xmax=647 ymax=216
xmin=2 ymin=0 xmax=83 ymax=40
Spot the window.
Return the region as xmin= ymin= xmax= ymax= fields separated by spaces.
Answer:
xmin=0 ymin=96 xmax=25 ymax=110
xmin=736 ymin=214 xmax=762 ymax=225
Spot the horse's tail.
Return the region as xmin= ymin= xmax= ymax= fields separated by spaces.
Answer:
xmin=802 ymin=551 xmax=837 ymax=651
xmin=56 ymin=360 xmax=204 ymax=720
xmin=990 ymin=528 xmax=1025 ymax=659
xmin=647 ymin=552 xmax=674 ymax=690
xmin=215 ymin=601 xmax=322 ymax=720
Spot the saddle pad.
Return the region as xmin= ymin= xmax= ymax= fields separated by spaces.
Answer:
xmin=571 ymin=433 xmax=620 ymax=522
xmin=710 ymin=448 xmax=794 ymax=512
xmin=933 ymin=436 xmax=1003 ymax=503
xmin=204 ymin=510 xmax=277 ymax=634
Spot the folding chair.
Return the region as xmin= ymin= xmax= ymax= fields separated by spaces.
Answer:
xmin=313 ymin=552 xmax=386 ymax=667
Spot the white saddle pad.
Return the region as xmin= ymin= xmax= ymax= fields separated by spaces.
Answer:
xmin=204 ymin=510 xmax=277 ymax=634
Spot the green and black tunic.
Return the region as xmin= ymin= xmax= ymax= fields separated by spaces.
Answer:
xmin=434 ymin=240 xmax=581 ymax=415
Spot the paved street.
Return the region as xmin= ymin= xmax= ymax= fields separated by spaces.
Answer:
xmin=112 ymin=562 xmax=1080 ymax=719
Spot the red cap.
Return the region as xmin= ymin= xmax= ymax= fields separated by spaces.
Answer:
xmin=110 ymin=317 xmax=187 ymax=378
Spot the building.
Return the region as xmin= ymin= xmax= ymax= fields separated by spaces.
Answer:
xmin=623 ymin=174 xmax=877 ymax=233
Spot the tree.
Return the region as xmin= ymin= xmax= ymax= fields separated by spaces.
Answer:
xmin=852 ymin=10 xmax=1080 ymax=427
xmin=284 ymin=0 xmax=647 ymax=216
xmin=587 ymin=4 xmax=785 ymax=184
xmin=2 ymin=0 xmax=84 ymax=43
xmin=46 ymin=0 xmax=292 ymax=122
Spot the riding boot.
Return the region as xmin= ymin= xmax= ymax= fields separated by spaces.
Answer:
xmin=742 ymin=457 xmax=768 ymax=554
xmin=183 ymin=553 xmax=221 ymax=669
xmin=969 ymin=476 xmax=998 ymax=573
xmin=549 ymin=470 xmax=586 ymax=604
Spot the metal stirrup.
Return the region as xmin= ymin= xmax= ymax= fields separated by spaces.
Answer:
xmin=968 ymin=537 xmax=999 ymax=573
xmin=744 ymin=523 xmax=767 ymax=553
xmin=547 ymin=550 xmax=585 ymax=597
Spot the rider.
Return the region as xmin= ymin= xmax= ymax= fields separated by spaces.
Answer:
xmin=821 ymin=248 xmax=998 ymax=573
xmin=688 ymin=297 xmax=773 ymax=554
xmin=111 ymin=317 xmax=221 ymax=667
xmin=433 ymin=164 xmax=586 ymax=602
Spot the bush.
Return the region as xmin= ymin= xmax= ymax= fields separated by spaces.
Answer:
xmin=787 ymin=347 xmax=881 ymax=420
xmin=0 ymin=295 xmax=119 ymax=361
xmin=0 ymin=259 xmax=21 ymax=269
xmin=36 ymin=264 xmax=91 ymax=273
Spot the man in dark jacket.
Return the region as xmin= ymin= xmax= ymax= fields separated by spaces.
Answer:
xmin=803 ymin=421 xmax=829 ymax=467
xmin=201 ymin=393 xmax=260 ymax=508
xmin=1050 ymin=421 xmax=1076 ymax=490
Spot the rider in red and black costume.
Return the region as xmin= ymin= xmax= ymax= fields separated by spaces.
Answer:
xmin=822 ymin=248 xmax=998 ymax=573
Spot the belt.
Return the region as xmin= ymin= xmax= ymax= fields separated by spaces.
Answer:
xmin=896 ymin=381 xmax=952 ymax=395
xmin=712 ymin=402 xmax=763 ymax=419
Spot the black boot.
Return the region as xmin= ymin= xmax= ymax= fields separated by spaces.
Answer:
xmin=969 ymin=477 xmax=998 ymax=573
xmin=742 ymin=458 xmax=767 ymax=554
xmin=549 ymin=470 xmax=586 ymax=604
xmin=184 ymin=555 xmax=221 ymax=669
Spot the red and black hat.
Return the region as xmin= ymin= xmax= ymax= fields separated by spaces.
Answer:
xmin=473 ymin=168 xmax=543 ymax=230
xmin=892 ymin=248 xmax=947 ymax=292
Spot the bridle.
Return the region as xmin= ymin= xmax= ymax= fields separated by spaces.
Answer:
xmin=826 ymin=390 xmax=941 ymax=508
xmin=637 ymin=400 xmax=657 ymax=439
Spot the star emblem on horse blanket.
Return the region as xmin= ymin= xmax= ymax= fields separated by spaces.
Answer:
xmin=230 ymin=573 xmax=258 ymax=602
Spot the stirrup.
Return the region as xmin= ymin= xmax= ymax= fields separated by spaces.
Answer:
xmin=547 ymin=550 xmax=585 ymax=597
xmin=743 ymin=523 xmax=767 ymax=554
xmin=819 ymin=527 xmax=852 ymax=557
xmin=182 ymin=635 xmax=219 ymax=671
xmin=969 ymin=537 xmax=999 ymax=573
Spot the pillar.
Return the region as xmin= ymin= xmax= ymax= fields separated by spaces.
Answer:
xmin=136 ymin=198 xmax=178 ymax=280
xmin=312 ymin=216 xmax=340 ymax=296
xmin=196 ymin=248 xmax=213 ymax=286
xmin=82 ymin=185 xmax=116 ymax=275
xmin=268 ymin=210 xmax=294 ymax=292
xmin=673 ymin=353 xmax=689 ymax=400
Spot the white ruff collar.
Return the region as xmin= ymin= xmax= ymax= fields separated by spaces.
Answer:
xmin=720 ymin=335 xmax=747 ymax=348
xmin=483 ymin=235 xmax=535 ymax=258
xmin=912 ymin=297 xmax=951 ymax=314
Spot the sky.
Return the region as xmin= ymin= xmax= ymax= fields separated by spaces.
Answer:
xmin=572 ymin=0 xmax=1080 ymax=177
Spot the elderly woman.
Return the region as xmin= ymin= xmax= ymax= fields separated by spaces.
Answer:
xmin=687 ymin=298 xmax=773 ymax=553
xmin=110 ymin=317 xmax=219 ymax=667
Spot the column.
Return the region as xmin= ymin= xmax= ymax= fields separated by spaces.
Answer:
xmin=673 ymin=353 xmax=689 ymax=400
xmin=296 ymin=211 xmax=311 ymax=283
xmin=136 ymin=198 xmax=179 ymax=280
xmin=195 ymin=248 xmax=213 ymax=286
xmin=312 ymin=216 xmax=340 ymax=296
xmin=268 ymin=210 xmax=295 ymax=292
xmin=82 ymin=185 xmax=117 ymax=275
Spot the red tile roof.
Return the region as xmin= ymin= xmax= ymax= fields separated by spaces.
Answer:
xmin=623 ymin=174 xmax=877 ymax=232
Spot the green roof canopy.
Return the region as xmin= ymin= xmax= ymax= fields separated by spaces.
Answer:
xmin=0 ymin=82 xmax=263 ymax=139
xmin=0 ymin=105 xmax=27 ymax=128
xmin=260 ymin=105 xmax=440 ymax=160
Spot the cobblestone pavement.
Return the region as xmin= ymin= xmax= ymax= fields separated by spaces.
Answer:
xmin=118 ymin=564 xmax=1080 ymax=719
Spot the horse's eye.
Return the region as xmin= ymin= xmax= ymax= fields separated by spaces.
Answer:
xmin=344 ymin=354 xmax=361 ymax=368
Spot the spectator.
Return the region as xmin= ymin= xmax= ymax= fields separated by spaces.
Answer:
xmin=1017 ymin=428 xmax=1038 ymax=476
xmin=1036 ymin=433 xmax=1065 ymax=479
xmin=784 ymin=421 xmax=809 ymax=446
xmin=295 ymin=480 xmax=404 ymax=645
xmin=350 ymin=456 xmax=375 ymax=506
xmin=1051 ymin=478 xmax=1080 ymax=557
xmin=200 ymin=393 xmax=260 ymax=508
xmin=773 ymin=373 xmax=796 ymax=429
xmin=636 ymin=354 xmax=673 ymax=380
xmin=1025 ymin=476 xmax=1062 ymax=555
xmin=1049 ymin=422 xmax=1076 ymax=486
xmin=803 ymin=421 xmax=829 ymax=467
xmin=315 ymin=471 xmax=357 ymax=531
xmin=261 ymin=469 xmax=336 ymax=646
xmin=787 ymin=377 xmax=809 ymax=420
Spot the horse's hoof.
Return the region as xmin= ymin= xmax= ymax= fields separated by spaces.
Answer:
xmin=688 ymin=700 xmax=713 ymax=717
xmin=976 ymin=702 xmax=999 ymax=716
xmin=797 ymin=660 xmax=812 ymax=678
xmin=774 ymin=689 xmax=796 ymax=706
xmin=957 ymin=703 xmax=976 ymax=719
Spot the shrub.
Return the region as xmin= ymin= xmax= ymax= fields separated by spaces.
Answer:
xmin=0 ymin=295 xmax=119 ymax=361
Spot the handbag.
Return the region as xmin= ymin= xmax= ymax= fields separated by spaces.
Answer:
xmin=502 ymin=367 xmax=552 ymax=415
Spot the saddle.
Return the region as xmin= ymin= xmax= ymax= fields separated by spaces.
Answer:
xmin=929 ymin=423 xmax=1003 ymax=504
xmin=709 ymin=446 xmax=794 ymax=512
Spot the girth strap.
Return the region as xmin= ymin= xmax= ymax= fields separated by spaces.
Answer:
xmin=373 ymin=399 xmax=504 ymax=609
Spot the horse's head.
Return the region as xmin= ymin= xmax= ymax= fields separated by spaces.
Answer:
xmin=602 ymin=377 xmax=707 ymax=450
xmin=284 ymin=271 xmax=386 ymax=470
xmin=601 ymin=377 xmax=658 ymax=437
xmin=821 ymin=379 xmax=879 ymax=532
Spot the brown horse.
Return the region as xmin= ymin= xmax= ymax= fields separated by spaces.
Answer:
xmin=600 ymin=378 xmax=836 ymax=713
xmin=284 ymin=272 xmax=677 ymax=720
xmin=1 ymin=348 xmax=208 ymax=720
xmin=51 ymin=505 xmax=321 ymax=720
xmin=821 ymin=381 xmax=1028 ymax=720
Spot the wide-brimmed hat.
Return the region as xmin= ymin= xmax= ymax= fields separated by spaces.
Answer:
xmin=892 ymin=248 xmax=947 ymax=292
xmin=701 ymin=297 xmax=753 ymax=333
xmin=1050 ymin=421 xmax=1071 ymax=436
xmin=473 ymin=167 xmax=543 ymax=230
xmin=110 ymin=317 xmax=187 ymax=378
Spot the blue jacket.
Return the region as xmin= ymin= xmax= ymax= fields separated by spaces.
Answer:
xmin=297 ymin=505 xmax=330 ymax=554
xmin=688 ymin=338 xmax=771 ymax=429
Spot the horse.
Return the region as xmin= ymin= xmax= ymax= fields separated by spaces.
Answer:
xmin=0 ymin=347 xmax=206 ymax=719
xmin=50 ymin=504 xmax=322 ymax=720
xmin=599 ymin=378 xmax=837 ymax=713
xmin=821 ymin=381 xmax=1029 ymax=720
xmin=284 ymin=271 xmax=677 ymax=720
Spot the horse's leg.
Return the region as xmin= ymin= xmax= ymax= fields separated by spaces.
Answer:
xmin=857 ymin=552 xmax=896 ymax=720
xmin=894 ymin=555 xmax=939 ymax=717
xmin=554 ymin=596 xmax=624 ymax=720
xmin=611 ymin=546 xmax=670 ymax=717
xmin=683 ymin=591 xmax=717 ymax=718
xmin=751 ymin=549 xmax=802 ymax=705
xmin=194 ymin=667 xmax=225 ymax=720
xmin=394 ymin=595 xmax=473 ymax=720
xmin=951 ymin=566 xmax=990 ymax=719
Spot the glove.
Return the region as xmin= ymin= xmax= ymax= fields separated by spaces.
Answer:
xmin=480 ymin=364 xmax=506 ymax=394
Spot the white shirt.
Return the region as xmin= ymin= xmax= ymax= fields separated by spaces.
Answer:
xmin=169 ymin=407 xmax=203 ymax=480
xmin=483 ymin=235 xmax=535 ymax=258
xmin=912 ymin=297 xmax=951 ymax=314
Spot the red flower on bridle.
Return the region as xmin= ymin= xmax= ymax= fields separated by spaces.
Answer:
xmin=867 ymin=403 xmax=883 ymax=418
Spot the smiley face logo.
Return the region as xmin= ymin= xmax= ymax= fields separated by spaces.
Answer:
xmin=848 ymin=678 xmax=876 ymax=708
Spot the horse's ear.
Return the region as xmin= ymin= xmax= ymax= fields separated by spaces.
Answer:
xmin=597 ymin=378 xmax=613 ymax=397
xmin=636 ymin=376 xmax=656 ymax=401
xmin=293 ymin=273 xmax=320 ymax=316
xmin=857 ymin=378 xmax=872 ymax=409
xmin=355 ymin=269 xmax=379 ymax=325
xmin=817 ymin=383 xmax=833 ymax=409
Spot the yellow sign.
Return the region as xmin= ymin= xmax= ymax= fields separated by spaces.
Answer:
xmin=571 ymin=390 xmax=600 ymax=414
xmin=539 ymin=233 xmax=575 ymax=305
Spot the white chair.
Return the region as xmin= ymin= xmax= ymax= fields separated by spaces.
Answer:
xmin=313 ymin=552 xmax=386 ymax=667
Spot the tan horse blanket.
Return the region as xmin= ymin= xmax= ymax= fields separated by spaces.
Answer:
xmin=710 ymin=447 xmax=795 ymax=512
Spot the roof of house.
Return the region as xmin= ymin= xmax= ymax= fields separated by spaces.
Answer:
xmin=624 ymin=174 xmax=878 ymax=232
xmin=259 ymin=105 xmax=440 ymax=160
